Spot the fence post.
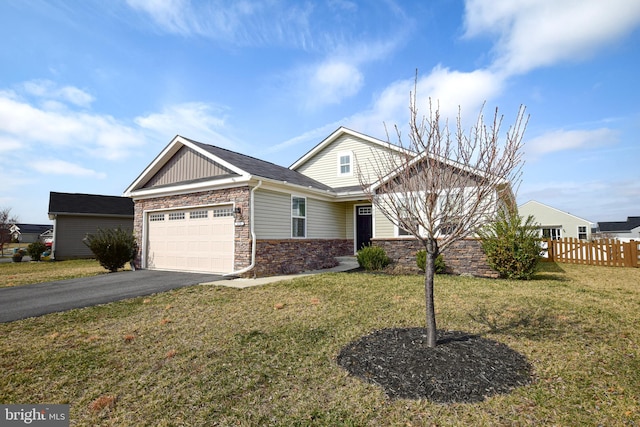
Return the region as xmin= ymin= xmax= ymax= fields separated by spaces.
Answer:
xmin=628 ymin=240 xmax=638 ymax=268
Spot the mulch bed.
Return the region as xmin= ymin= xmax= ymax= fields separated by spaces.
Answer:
xmin=336 ymin=328 xmax=533 ymax=403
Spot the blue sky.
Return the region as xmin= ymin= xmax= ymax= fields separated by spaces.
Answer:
xmin=1 ymin=0 xmax=639 ymax=225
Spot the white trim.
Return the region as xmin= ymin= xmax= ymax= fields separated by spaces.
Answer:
xmin=123 ymin=135 xmax=251 ymax=197
xmin=291 ymin=195 xmax=307 ymax=238
xmin=337 ymin=150 xmax=353 ymax=177
xmin=141 ymin=202 xmax=236 ymax=270
xmin=518 ymin=200 xmax=594 ymax=225
xmin=353 ymin=203 xmax=373 ymax=253
xmin=290 ymin=127 xmax=413 ymax=170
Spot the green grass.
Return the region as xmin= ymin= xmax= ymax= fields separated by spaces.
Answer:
xmin=0 ymin=259 xmax=127 ymax=288
xmin=1 ymin=263 xmax=639 ymax=426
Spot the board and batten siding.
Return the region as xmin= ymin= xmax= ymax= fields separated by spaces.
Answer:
xmin=143 ymin=146 xmax=234 ymax=188
xmin=294 ymin=134 xmax=402 ymax=188
xmin=54 ymin=215 xmax=133 ymax=260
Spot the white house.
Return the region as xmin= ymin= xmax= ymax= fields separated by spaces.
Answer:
xmin=519 ymin=200 xmax=594 ymax=240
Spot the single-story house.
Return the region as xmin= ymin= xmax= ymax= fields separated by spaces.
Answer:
xmin=123 ymin=127 xmax=510 ymax=277
xmin=9 ymin=224 xmax=53 ymax=244
xmin=596 ymin=217 xmax=640 ymax=242
xmin=48 ymin=192 xmax=134 ymax=260
xmin=519 ymin=200 xmax=594 ymax=240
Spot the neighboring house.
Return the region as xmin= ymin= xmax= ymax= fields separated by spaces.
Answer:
xmin=123 ymin=128 xmax=511 ymax=277
xmin=596 ymin=217 xmax=640 ymax=242
xmin=9 ymin=224 xmax=53 ymax=244
xmin=518 ymin=200 xmax=594 ymax=240
xmin=48 ymin=192 xmax=134 ymax=260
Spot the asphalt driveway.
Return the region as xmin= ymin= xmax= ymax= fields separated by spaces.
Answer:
xmin=0 ymin=270 xmax=229 ymax=323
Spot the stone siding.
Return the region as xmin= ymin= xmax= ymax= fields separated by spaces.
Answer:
xmin=372 ymin=237 xmax=498 ymax=278
xmin=133 ymin=187 xmax=252 ymax=271
xmin=253 ymin=239 xmax=353 ymax=277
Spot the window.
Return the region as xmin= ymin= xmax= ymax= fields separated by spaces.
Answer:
xmin=189 ymin=210 xmax=208 ymax=219
xmin=358 ymin=206 xmax=372 ymax=216
xmin=337 ymin=152 xmax=352 ymax=176
xmin=212 ymin=207 xmax=234 ymax=217
xmin=397 ymin=207 xmax=413 ymax=236
xmin=149 ymin=213 xmax=165 ymax=222
xmin=168 ymin=212 xmax=185 ymax=221
xmin=578 ymin=226 xmax=588 ymax=240
xmin=541 ymin=227 xmax=561 ymax=240
xmin=292 ymin=196 xmax=306 ymax=238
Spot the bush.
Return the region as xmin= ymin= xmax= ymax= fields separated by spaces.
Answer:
xmin=356 ymin=245 xmax=390 ymax=271
xmin=27 ymin=241 xmax=47 ymax=261
xmin=84 ymin=227 xmax=138 ymax=273
xmin=12 ymin=249 xmax=25 ymax=262
xmin=477 ymin=209 xmax=541 ymax=280
xmin=416 ymin=250 xmax=446 ymax=274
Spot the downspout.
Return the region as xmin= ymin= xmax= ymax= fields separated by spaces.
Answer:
xmin=224 ymin=179 xmax=262 ymax=277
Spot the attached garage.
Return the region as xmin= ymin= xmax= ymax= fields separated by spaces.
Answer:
xmin=145 ymin=206 xmax=235 ymax=274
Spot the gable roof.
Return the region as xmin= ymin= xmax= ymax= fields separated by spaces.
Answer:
xmin=49 ymin=192 xmax=134 ymax=217
xmin=185 ymin=138 xmax=332 ymax=191
xmin=11 ymin=224 xmax=52 ymax=235
xmin=289 ymin=126 xmax=413 ymax=170
xmin=124 ymin=135 xmax=332 ymax=197
xmin=519 ymin=200 xmax=594 ymax=224
xmin=598 ymin=216 xmax=640 ymax=232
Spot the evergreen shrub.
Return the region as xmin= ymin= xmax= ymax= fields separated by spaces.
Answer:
xmin=84 ymin=227 xmax=138 ymax=273
xmin=356 ymin=245 xmax=390 ymax=271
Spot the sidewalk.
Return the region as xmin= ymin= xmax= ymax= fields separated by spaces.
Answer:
xmin=204 ymin=256 xmax=360 ymax=288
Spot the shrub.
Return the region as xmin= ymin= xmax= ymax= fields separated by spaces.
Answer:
xmin=477 ymin=209 xmax=541 ymax=280
xmin=27 ymin=241 xmax=47 ymax=261
xmin=12 ymin=249 xmax=25 ymax=262
xmin=356 ymin=245 xmax=390 ymax=271
xmin=84 ymin=227 xmax=138 ymax=273
xmin=416 ymin=250 xmax=446 ymax=274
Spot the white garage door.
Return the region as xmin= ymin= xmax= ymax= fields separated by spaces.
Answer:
xmin=146 ymin=206 xmax=235 ymax=273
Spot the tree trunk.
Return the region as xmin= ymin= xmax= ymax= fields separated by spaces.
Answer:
xmin=424 ymin=239 xmax=438 ymax=347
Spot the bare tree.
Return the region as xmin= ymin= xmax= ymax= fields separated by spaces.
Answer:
xmin=0 ymin=207 xmax=19 ymax=256
xmin=358 ymin=81 xmax=528 ymax=347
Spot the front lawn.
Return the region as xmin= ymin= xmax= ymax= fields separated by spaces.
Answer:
xmin=1 ymin=263 xmax=638 ymax=425
xmin=0 ymin=259 xmax=127 ymax=288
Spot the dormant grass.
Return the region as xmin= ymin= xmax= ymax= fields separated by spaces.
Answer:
xmin=0 ymin=262 xmax=638 ymax=425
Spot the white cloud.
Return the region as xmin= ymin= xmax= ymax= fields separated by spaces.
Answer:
xmin=135 ymin=102 xmax=238 ymax=148
xmin=22 ymin=80 xmax=94 ymax=108
xmin=299 ymin=60 xmax=364 ymax=110
xmin=0 ymin=84 xmax=145 ymax=161
xmin=344 ymin=66 xmax=504 ymax=140
xmin=126 ymin=0 xmax=314 ymax=48
xmin=464 ymin=0 xmax=640 ymax=75
xmin=30 ymin=159 xmax=107 ymax=179
xmin=525 ymin=128 xmax=618 ymax=159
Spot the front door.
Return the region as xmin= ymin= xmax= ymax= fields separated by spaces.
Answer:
xmin=356 ymin=205 xmax=373 ymax=250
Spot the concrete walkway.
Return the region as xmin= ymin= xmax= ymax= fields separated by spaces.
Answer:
xmin=211 ymin=256 xmax=360 ymax=288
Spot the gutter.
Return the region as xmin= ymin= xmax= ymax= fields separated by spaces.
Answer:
xmin=224 ymin=179 xmax=262 ymax=277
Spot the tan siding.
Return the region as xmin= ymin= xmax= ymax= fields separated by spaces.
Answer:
xmin=307 ymin=199 xmax=346 ymax=238
xmin=254 ymin=189 xmax=291 ymax=239
xmin=295 ymin=134 xmax=402 ymax=188
xmin=54 ymin=215 xmax=133 ymax=260
xmin=375 ymin=208 xmax=396 ymax=238
xmin=345 ymin=203 xmax=355 ymax=240
xmin=143 ymin=146 xmax=234 ymax=188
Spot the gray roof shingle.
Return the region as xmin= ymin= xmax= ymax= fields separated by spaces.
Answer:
xmin=49 ymin=192 xmax=134 ymax=216
xmin=186 ymin=138 xmax=334 ymax=191
xmin=598 ymin=216 xmax=640 ymax=232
